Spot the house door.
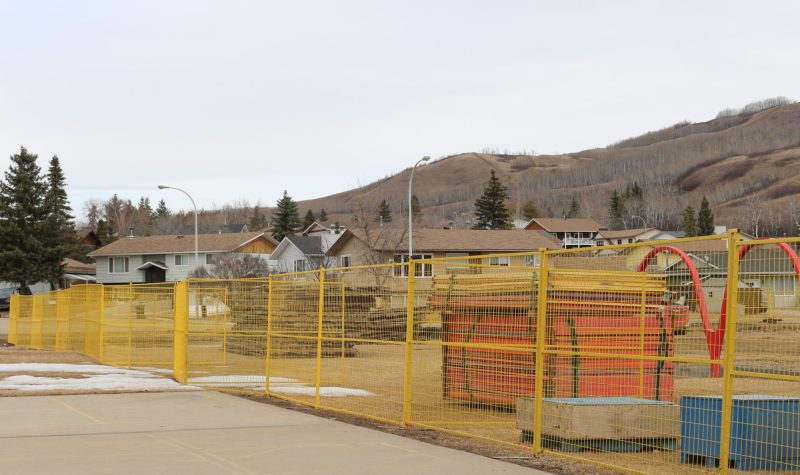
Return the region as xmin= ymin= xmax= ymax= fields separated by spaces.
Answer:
xmin=145 ymin=267 xmax=166 ymax=283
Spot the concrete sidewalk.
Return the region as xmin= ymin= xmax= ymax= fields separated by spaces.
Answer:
xmin=0 ymin=391 xmax=546 ymax=474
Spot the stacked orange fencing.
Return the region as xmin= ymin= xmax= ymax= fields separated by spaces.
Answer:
xmin=8 ymin=231 xmax=800 ymax=474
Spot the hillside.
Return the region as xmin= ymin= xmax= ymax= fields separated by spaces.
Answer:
xmin=297 ymin=101 xmax=800 ymax=236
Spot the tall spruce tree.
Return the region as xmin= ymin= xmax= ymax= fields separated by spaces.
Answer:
xmin=608 ymin=190 xmax=625 ymax=230
xmin=473 ymin=170 xmax=511 ymax=230
xmin=682 ymin=205 xmax=697 ymax=237
xmin=318 ymin=208 xmax=328 ymax=222
xmin=302 ymin=209 xmax=316 ymax=229
xmin=271 ymin=190 xmax=301 ymax=242
xmin=520 ymin=200 xmax=540 ymax=220
xmin=375 ymin=199 xmax=392 ymax=224
xmin=411 ymin=195 xmax=423 ymax=223
xmin=42 ymin=155 xmax=75 ymax=276
xmin=567 ymin=196 xmax=580 ymax=218
xmin=155 ymin=199 xmax=170 ymax=219
xmin=697 ymin=195 xmax=715 ymax=236
xmin=0 ymin=147 xmax=54 ymax=292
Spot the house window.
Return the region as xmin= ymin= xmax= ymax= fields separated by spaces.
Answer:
xmin=108 ymin=257 xmax=129 ymax=274
xmin=393 ymin=254 xmax=433 ymax=278
xmin=617 ymin=239 xmax=623 ymax=245
xmin=445 ymin=252 xmax=469 ymax=269
xmin=525 ymin=255 xmax=540 ymax=268
xmin=489 ymin=256 xmax=510 ymax=267
xmin=628 ymin=238 xmax=634 ymax=244
xmin=340 ymin=255 xmax=352 ymax=272
xmin=175 ymin=255 xmax=189 ymax=266
xmin=293 ymin=259 xmax=305 ymax=272
xmin=206 ymin=254 xmax=215 ymax=265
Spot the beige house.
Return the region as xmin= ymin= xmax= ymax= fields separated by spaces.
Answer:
xmin=323 ymin=227 xmax=561 ymax=291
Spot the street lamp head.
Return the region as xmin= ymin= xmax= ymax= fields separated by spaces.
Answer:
xmin=157 ymin=185 xmax=167 ymax=189
xmin=421 ymin=156 xmax=430 ymax=162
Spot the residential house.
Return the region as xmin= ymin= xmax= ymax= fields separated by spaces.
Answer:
xmin=524 ymin=218 xmax=602 ymax=248
xmin=271 ymin=233 xmax=344 ymax=273
xmin=88 ymin=232 xmax=277 ymax=284
xmin=61 ymin=258 xmax=97 ymax=288
xmin=301 ymin=221 xmax=346 ymax=236
xmin=593 ymin=228 xmax=663 ymax=246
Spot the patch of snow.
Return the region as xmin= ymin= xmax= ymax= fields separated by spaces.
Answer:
xmin=0 ymin=363 xmax=153 ymax=375
xmin=188 ymin=375 xmax=297 ymax=388
xmin=270 ymin=385 xmax=375 ymax=397
xmin=131 ymin=366 xmax=174 ymax=374
xmin=0 ymin=374 xmax=198 ymax=392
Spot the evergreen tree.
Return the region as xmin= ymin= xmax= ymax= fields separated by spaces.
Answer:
xmin=375 ymin=199 xmax=392 ymax=224
xmin=0 ymin=147 xmax=53 ymax=292
xmin=250 ymin=205 xmax=267 ymax=229
xmin=42 ymin=155 xmax=75 ymax=276
xmin=520 ymin=200 xmax=540 ymax=220
xmin=318 ymin=208 xmax=328 ymax=222
xmin=567 ymin=196 xmax=580 ymax=218
xmin=271 ymin=190 xmax=301 ymax=242
xmin=608 ymin=190 xmax=625 ymax=230
xmin=96 ymin=219 xmax=114 ymax=245
xmin=697 ymin=195 xmax=715 ymax=236
xmin=682 ymin=205 xmax=697 ymax=237
xmin=411 ymin=194 xmax=423 ymax=224
xmin=472 ymin=170 xmax=511 ymax=230
xmin=302 ymin=209 xmax=316 ymax=229
xmin=155 ymin=199 xmax=170 ymax=219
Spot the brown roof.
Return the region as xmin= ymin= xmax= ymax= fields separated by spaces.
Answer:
xmin=666 ymin=239 xmax=728 ymax=253
xmin=527 ymin=218 xmax=601 ymax=233
xmin=62 ymin=258 xmax=96 ymax=275
xmin=88 ymin=232 xmax=276 ymax=257
xmin=329 ymin=228 xmax=562 ymax=254
xmin=595 ymin=228 xmax=656 ymax=239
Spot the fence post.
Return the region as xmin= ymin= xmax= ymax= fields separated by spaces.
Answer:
xmin=265 ymin=274 xmax=273 ymax=394
xmin=55 ymin=289 xmax=69 ymax=351
xmin=8 ymin=294 xmax=19 ymax=345
xmin=31 ymin=294 xmax=43 ymax=349
xmin=532 ymin=249 xmax=549 ymax=455
xmin=173 ymin=281 xmax=189 ymax=384
xmin=97 ymin=285 xmax=105 ymax=363
xmin=718 ymin=229 xmax=741 ymax=474
xmin=314 ymin=267 xmax=326 ymax=408
xmin=402 ymin=260 xmax=416 ymax=426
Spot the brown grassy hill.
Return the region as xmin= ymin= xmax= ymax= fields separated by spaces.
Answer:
xmin=297 ymin=101 xmax=800 ymax=237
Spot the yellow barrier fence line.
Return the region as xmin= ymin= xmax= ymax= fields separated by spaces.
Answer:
xmin=314 ymin=267 xmax=325 ymax=408
xmin=414 ymin=421 xmax=515 ymax=427
xmin=8 ymin=294 xmax=19 ymax=344
xmin=542 ymin=349 xmax=717 ymax=365
xmin=719 ymin=230 xmax=740 ymax=475
xmin=265 ymin=274 xmax=273 ymax=394
xmin=533 ymin=249 xmax=548 ymax=455
xmin=638 ymin=271 xmax=647 ymax=399
xmin=97 ymin=285 xmax=105 ymax=363
xmin=55 ymin=289 xmax=69 ymax=351
xmin=402 ymin=260 xmax=416 ymax=426
xmin=31 ymin=294 xmax=43 ymax=349
xmin=339 ymin=280 xmax=346 ymax=385
xmin=426 ymin=251 xmax=539 ymax=262
xmin=731 ymin=370 xmax=800 ymax=382
xmin=173 ymin=281 xmax=189 ymax=384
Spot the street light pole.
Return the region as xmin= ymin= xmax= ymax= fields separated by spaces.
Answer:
xmin=158 ymin=185 xmax=199 ymax=269
xmin=408 ymin=156 xmax=430 ymax=258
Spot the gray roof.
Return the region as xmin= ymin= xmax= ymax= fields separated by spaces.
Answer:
xmin=286 ymin=235 xmax=324 ymax=255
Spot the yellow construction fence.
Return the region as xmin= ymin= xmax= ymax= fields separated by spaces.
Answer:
xmin=8 ymin=231 xmax=800 ymax=475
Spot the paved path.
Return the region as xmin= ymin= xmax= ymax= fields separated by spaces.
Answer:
xmin=0 ymin=391 xmax=546 ymax=474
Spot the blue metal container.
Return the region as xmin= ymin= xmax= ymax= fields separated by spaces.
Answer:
xmin=681 ymin=395 xmax=800 ymax=470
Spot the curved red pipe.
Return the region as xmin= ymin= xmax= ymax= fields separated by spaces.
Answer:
xmin=639 ymin=241 xmax=800 ymax=378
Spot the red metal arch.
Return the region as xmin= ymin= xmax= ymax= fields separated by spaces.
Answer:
xmin=639 ymin=241 xmax=800 ymax=378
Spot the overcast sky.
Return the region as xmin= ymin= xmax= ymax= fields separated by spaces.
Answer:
xmin=1 ymin=1 xmax=799 ymax=216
